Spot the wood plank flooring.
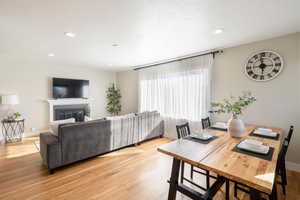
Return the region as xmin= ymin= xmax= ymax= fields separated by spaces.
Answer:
xmin=0 ymin=137 xmax=299 ymax=200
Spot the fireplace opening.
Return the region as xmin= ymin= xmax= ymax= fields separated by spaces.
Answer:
xmin=53 ymin=104 xmax=90 ymax=122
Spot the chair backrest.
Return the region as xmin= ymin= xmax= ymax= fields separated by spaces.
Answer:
xmin=286 ymin=125 xmax=294 ymax=145
xmin=277 ymin=139 xmax=289 ymax=171
xmin=176 ymin=122 xmax=191 ymax=139
xmin=201 ymin=117 xmax=211 ymax=129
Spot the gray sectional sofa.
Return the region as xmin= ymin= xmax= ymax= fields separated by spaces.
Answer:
xmin=40 ymin=111 xmax=164 ymax=173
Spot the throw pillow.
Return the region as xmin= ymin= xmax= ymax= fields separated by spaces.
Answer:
xmin=84 ymin=115 xmax=93 ymax=122
xmin=50 ymin=118 xmax=76 ymax=136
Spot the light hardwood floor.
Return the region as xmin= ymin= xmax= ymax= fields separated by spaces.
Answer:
xmin=0 ymin=137 xmax=299 ymax=200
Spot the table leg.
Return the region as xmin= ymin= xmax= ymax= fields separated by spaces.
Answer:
xmin=249 ymin=189 xmax=261 ymax=200
xmin=167 ymin=158 xmax=181 ymax=200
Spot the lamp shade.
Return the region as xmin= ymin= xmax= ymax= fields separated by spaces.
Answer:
xmin=1 ymin=95 xmax=19 ymax=105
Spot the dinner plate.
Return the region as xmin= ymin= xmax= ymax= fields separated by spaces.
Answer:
xmin=190 ymin=133 xmax=213 ymax=141
xmin=253 ymin=130 xmax=277 ymax=138
xmin=237 ymin=140 xmax=269 ymax=155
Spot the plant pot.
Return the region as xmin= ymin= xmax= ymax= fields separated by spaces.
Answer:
xmin=227 ymin=115 xmax=245 ymax=138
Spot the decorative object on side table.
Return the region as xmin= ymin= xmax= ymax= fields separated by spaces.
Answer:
xmin=106 ymin=83 xmax=122 ymax=115
xmin=1 ymin=118 xmax=25 ymax=143
xmin=210 ymin=91 xmax=256 ymax=138
xmin=1 ymin=94 xmax=19 ymax=120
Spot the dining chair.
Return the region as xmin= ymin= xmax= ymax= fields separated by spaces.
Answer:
xmin=201 ymin=117 xmax=211 ymax=129
xmin=277 ymin=125 xmax=294 ymax=194
xmin=234 ymin=126 xmax=293 ymax=199
xmin=176 ymin=122 xmax=216 ymax=191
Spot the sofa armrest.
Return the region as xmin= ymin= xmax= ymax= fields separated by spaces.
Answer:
xmin=39 ymin=132 xmax=61 ymax=170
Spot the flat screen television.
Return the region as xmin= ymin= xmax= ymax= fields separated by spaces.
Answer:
xmin=52 ymin=78 xmax=89 ymax=99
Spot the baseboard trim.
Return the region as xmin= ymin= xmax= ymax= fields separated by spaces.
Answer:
xmin=286 ymin=161 xmax=300 ymax=173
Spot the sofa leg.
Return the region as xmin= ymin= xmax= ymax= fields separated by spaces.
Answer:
xmin=48 ymin=169 xmax=54 ymax=174
xmin=160 ymin=135 xmax=163 ymax=138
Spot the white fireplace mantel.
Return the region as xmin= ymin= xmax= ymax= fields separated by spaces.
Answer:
xmin=47 ymin=98 xmax=92 ymax=122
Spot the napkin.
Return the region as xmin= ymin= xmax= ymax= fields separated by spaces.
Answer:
xmin=257 ymin=128 xmax=272 ymax=132
xmin=253 ymin=129 xmax=277 ymax=137
xmin=243 ymin=139 xmax=263 ymax=146
xmin=190 ymin=132 xmax=213 ymax=140
xmin=212 ymin=122 xmax=228 ymax=129
xmin=238 ymin=139 xmax=269 ymax=154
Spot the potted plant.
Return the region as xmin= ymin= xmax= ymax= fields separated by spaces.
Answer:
xmin=210 ymin=91 xmax=256 ymax=137
xmin=106 ymin=83 xmax=122 ymax=116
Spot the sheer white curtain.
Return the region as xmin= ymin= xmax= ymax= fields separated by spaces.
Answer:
xmin=138 ymin=54 xmax=214 ymax=138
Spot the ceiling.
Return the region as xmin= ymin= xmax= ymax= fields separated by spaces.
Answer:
xmin=0 ymin=0 xmax=299 ymax=71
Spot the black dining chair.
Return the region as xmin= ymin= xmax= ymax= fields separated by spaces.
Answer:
xmin=277 ymin=125 xmax=294 ymax=194
xmin=176 ymin=122 xmax=216 ymax=191
xmin=234 ymin=126 xmax=294 ymax=199
xmin=201 ymin=117 xmax=211 ymax=129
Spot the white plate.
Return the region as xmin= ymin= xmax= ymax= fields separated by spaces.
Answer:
xmin=190 ymin=133 xmax=213 ymax=141
xmin=253 ymin=130 xmax=277 ymax=138
xmin=212 ymin=122 xmax=228 ymax=129
xmin=257 ymin=128 xmax=272 ymax=132
xmin=237 ymin=140 xmax=269 ymax=155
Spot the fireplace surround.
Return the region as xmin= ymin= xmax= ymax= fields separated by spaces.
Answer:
xmin=47 ymin=99 xmax=91 ymax=122
xmin=53 ymin=104 xmax=90 ymax=122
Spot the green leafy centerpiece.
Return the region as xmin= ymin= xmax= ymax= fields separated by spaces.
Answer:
xmin=210 ymin=91 xmax=256 ymax=137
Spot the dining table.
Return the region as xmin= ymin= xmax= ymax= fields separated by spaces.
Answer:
xmin=157 ymin=124 xmax=284 ymax=200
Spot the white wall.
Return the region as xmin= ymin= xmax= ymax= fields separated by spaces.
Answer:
xmin=116 ymin=32 xmax=300 ymax=165
xmin=116 ymin=70 xmax=139 ymax=114
xmin=0 ymin=61 xmax=116 ymax=141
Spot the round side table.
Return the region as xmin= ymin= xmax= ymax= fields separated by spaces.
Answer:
xmin=1 ymin=119 xmax=25 ymax=143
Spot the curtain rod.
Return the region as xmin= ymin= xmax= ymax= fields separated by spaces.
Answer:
xmin=133 ymin=50 xmax=223 ymax=71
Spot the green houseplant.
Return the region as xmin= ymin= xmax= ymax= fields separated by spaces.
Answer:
xmin=106 ymin=83 xmax=121 ymax=115
xmin=210 ymin=91 xmax=256 ymax=137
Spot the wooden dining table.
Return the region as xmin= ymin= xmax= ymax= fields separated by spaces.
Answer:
xmin=158 ymin=125 xmax=284 ymax=200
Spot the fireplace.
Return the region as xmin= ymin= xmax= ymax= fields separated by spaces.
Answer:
xmin=47 ymin=98 xmax=91 ymax=122
xmin=53 ymin=104 xmax=90 ymax=122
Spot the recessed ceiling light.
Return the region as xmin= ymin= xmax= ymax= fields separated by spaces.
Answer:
xmin=213 ymin=28 xmax=224 ymax=34
xmin=65 ymin=32 xmax=76 ymax=38
xmin=48 ymin=53 xmax=55 ymax=57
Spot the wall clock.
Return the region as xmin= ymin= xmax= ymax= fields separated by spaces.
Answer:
xmin=245 ymin=50 xmax=283 ymax=81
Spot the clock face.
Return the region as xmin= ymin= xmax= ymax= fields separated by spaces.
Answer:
xmin=245 ymin=51 xmax=283 ymax=81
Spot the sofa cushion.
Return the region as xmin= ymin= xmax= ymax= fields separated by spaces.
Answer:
xmin=84 ymin=115 xmax=93 ymax=122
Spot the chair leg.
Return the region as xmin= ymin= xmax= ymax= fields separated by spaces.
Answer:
xmin=206 ymin=170 xmax=210 ymax=189
xmin=225 ymin=179 xmax=230 ymax=200
xmin=283 ymin=161 xmax=287 ymax=185
xmin=190 ymin=165 xmax=194 ymax=179
xmin=281 ymin=176 xmax=286 ymax=195
xmin=270 ymin=181 xmax=278 ymax=200
xmin=234 ymin=182 xmax=238 ymax=198
xmin=281 ymin=162 xmax=287 ymax=195
xmin=180 ymin=161 xmax=185 ymax=183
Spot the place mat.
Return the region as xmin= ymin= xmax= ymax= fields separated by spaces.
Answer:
xmin=249 ymin=131 xmax=280 ymax=140
xmin=209 ymin=127 xmax=228 ymax=132
xmin=184 ymin=136 xmax=218 ymax=144
xmin=231 ymin=143 xmax=274 ymax=161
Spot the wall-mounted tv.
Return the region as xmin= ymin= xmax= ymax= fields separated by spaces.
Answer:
xmin=52 ymin=78 xmax=89 ymax=99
